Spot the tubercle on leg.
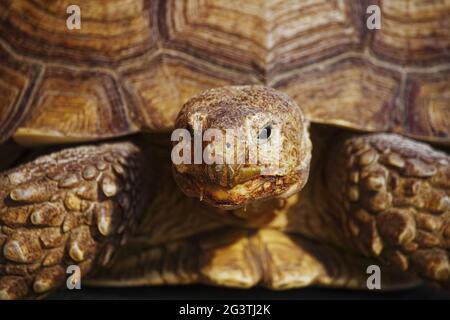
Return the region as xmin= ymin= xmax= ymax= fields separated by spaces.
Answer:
xmin=0 ymin=141 xmax=148 ymax=299
xmin=326 ymin=133 xmax=450 ymax=283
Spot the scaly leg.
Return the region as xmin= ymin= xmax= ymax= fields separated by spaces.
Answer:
xmin=326 ymin=133 xmax=450 ymax=283
xmin=0 ymin=141 xmax=147 ymax=299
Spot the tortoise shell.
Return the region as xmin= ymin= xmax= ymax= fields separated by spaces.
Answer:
xmin=0 ymin=0 xmax=449 ymax=145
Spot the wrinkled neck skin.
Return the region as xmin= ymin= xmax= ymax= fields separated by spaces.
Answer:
xmin=172 ymin=85 xmax=313 ymax=218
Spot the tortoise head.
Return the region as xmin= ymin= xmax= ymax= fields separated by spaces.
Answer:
xmin=172 ymin=85 xmax=312 ymax=209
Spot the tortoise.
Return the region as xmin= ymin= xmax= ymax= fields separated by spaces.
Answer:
xmin=0 ymin=0 xmax=449 ymax=300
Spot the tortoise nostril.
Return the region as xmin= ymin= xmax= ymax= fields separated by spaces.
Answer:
xmin=226 ymin=142 xmax=231 ymax=148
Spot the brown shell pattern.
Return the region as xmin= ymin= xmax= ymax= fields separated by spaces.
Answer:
xmin=0 ymin=0 xmax=448 ymax=144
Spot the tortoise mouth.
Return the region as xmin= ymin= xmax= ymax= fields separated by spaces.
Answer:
xmin=173 ymin=166 xmax=304 ymax=210
xmin=204 ymin=164 xmax=263 ymax=189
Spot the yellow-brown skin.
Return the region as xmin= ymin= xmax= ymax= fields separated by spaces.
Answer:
xmin=0 ymin=142 xmax=148 ymax=299
xmin=327 ymin=134 xmax=450 ymax=281
xmin=89 ymin=127 xmax=419 ymax=291
xmin=169 ymin=86 xmax=450 ymax=287
xmin=0 ymin=0 xmax=450 ymax=299
xmin=1 ymin=86 xmax=450 ymax=299
xmin=173 ymin=86 xmax=311 ymax=210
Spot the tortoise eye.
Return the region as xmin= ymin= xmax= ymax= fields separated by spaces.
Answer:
xmin=258 ymin=125 xmax=272 ymax=140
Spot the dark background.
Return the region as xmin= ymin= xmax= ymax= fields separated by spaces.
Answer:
xmin=50 ymin=284 xmax=450 ymax=300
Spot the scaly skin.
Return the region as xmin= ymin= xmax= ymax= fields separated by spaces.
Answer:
xmin=0 ymin=0 xmax=449 ymax=299
xmin=89 ymin=140 xmax=416 ymax=290
xmin=91 ymin=227 xmax=416 ymax=290
xmin=173 ymin=86 xmax=450 ymax=287
xmin=0 ymin=142 xmax=147 ymax=299
xmin=85 ymin=136 xmax=417 ymax=290
xmin=173 ymin=86 xmax=311 ymax=209
xmin=326 ymin=133 xmax=450 ymax=282
xmin=0 ymin=87 xmax=448 ymax=298
xmin=1 ymin=86 xmax=449 ymax=299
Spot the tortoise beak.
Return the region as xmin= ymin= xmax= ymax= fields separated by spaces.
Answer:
xmin=206 ymin=164 xmax=261 ymax=188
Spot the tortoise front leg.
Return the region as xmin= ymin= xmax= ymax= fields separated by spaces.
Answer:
xmin=0 ymin=141 xmax=148 ymax=299
xmin=327 ymin=133 xmax=450 ymax=283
